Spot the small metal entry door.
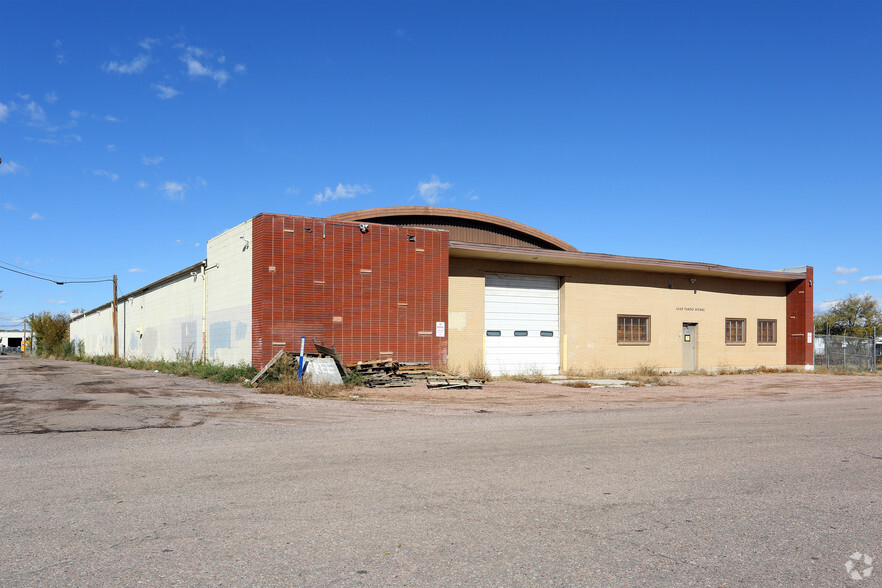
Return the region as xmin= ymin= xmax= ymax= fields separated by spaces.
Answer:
xmin=682 ymin=323 xmax=698 ymax=371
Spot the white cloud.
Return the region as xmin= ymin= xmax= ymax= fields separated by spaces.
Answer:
xmin=136 ymin=180 xmax=149 ymax=189
xmin=128 ymin=267 xmax=147 ymax=273
xmin=0 ymin=160 xmax=22 ymax=175
xmin=161 ymin=181 xmax=186 ymax=200
xmin=179 ymin=45 xmax=238 ymax=87
xmin=93 ymin=169 xmax=120 ymax=182
xmin=285 ymin=186 xmax=300 ymax=195
xmin=107 ymin=144 xmax=116 ymax=151
xmin=29 ymin=213 xmax=43 ymax=220
xmin=103 ymin=54 xmax=150 ymax=75
xmin=105 ymin=115 xmax=121 ymax=122
xmin=4 ymin=202 xmax=21 ymax=211
xmin=69 ymin=109 xmax=84 ymax=120
xmin=44 ymin=91 xmax=58 ymax=104
xmin=833 ymin=266 xmax=858 ymax=275
xmin=234 ymin=64 xmax=246 ymax=74
xmin=151 ymin=83 xmax=180 ymax=100
xmin=195 ymin=176 xmax=207 ymax=187
xmin=139 ymin=37 xmax=160 ymax=50
xmin=175 ymin=239 xmax=182 ymax=245
xmin=835 ymin=280 xmax=849 ymax=285
xmin=312 ymin=183 xmax=372 ymax=204
xmin=142 ymin=155 xmax=163 ymax=166
xmin=194 ymin=242 xmax=201 ymax=247
xmin=416 ymin=175 xmax=452 ymax=205
xmin=185 ymin=58 xmax=208 ymax=76
xmin=55 ymin=39 xmax=65 ymax=65
xmin=45 ymin=299 xmax=67 ymax=305
xmin=213 ymin=70 xmax=231 ymax=86
xmin=0 ymin=103 xmax=9 ymax=122
xmin=858 ymin=275 xmax=882 ymax=282
xmin=25 ymin=101 xmax=47 ymax=125
xmin=816 ymin=298 xmax=840 ymax=312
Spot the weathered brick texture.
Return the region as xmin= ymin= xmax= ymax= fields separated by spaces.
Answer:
xmin=252 ymin=214 xmax=448 ymax=368
xmin=785 ymin=266 xmax=814 ymax=366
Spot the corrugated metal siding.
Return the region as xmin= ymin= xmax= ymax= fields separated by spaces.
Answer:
xmin=356 ymin=215 xmax=565 ymax=250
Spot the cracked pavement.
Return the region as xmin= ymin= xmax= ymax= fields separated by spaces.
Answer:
xmin=1 ymin=356 xmax=881 ymax=586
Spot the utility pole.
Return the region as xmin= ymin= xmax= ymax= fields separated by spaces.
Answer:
xmin=113 ymin=274 xmax=119 ymax=359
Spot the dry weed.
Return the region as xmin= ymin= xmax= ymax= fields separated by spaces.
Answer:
xmin=257 ymin=376 xmax=352 ymax=399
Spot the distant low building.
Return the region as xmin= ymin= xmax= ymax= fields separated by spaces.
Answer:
xmin=0 ymin=330 xmax=27 ymax=350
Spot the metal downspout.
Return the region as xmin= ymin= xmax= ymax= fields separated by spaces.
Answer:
xmin=201 ymin=262 xmax=207 ymax=363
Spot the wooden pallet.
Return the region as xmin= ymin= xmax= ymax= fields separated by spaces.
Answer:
xmin=426 ymin=377 xmax=484 ymax=390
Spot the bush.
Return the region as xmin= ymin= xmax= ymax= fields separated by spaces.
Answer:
xmin=27 ymin=311 xmax=71 ymax=357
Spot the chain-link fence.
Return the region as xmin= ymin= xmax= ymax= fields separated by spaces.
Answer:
xmin=813 ymin=334 xmax=877 ymax=372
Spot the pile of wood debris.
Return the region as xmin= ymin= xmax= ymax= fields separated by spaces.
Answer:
xmin=347 ymin=359 xmax=485 ymax=390
xmin=249 ymin=339 xmax=485 ymax=390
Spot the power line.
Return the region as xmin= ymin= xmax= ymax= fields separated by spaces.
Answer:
xmin=0 ymin=262 xmax=114 ymax=285
xmin=0 ymin=259 xmax=113 ymax=280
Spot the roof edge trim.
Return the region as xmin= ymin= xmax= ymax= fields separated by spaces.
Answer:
xmin=72 ymin=261 xmax=206 ymax=320
xmin=449 ymin=241 xmax=807 ymax=282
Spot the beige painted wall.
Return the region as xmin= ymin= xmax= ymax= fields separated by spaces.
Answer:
xmin=448 ymin=257 xmax=788 ymax=374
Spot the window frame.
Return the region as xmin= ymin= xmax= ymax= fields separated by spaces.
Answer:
xmin=617 ymin=315 xmax=651 ymax=345
xmin=725 ymin=318 xmax=746 ymax=345
xmin=757 ymin=319 xmax=777 ymax=345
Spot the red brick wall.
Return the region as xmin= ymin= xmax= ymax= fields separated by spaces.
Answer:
xmin=785 ymin=266 xmax=814 ymax=366
xmin=251 ymin=213 xmax=449 ymax=368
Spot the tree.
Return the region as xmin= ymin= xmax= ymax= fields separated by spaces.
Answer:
xmin=814 ymin=293 xmax=882 ymax=338
xmin=26 ymin=311 xmax=72 ymax=356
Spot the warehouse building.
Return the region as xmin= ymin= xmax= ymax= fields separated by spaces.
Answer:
xmin=70 ymin=207 xmax=814 ymax=374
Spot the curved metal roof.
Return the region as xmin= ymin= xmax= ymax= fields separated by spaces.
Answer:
xmin=327 ymin=206 xmax=578 ymax=251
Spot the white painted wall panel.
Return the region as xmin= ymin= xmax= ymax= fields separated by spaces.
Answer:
xmin=205 ymin=219 xmax=252 ymax=365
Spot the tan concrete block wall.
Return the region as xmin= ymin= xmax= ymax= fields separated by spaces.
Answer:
xmin=447 ymin=259 xmax=485 ymax=371
xmin=449 ymin=258 xmax=788 ymax=374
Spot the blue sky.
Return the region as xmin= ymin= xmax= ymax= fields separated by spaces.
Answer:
xmin=1 ymin=0 xmax=880 ymax=328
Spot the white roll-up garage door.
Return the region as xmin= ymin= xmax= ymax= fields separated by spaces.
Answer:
xmin=485 ymin=274 xmax=560 ymax=376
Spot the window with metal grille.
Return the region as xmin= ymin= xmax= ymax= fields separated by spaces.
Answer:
xmin=725 ymin=318 xmax=746 ymax=344
xmin=757 ymin=319 xmax=777 ymax=344
xmin=617 ymin=315 xmax=650 ymax=343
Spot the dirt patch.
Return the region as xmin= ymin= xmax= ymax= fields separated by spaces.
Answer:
xmin=349 ymin=372 xmax=882 ymax=410
xmin=2 ymin=356 xmax=881 ymax=434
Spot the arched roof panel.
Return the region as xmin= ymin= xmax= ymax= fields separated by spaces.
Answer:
xmin=327 ymin=206 xmax=578 ymax=251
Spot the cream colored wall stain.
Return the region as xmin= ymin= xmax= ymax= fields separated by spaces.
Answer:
xmin=449 ymin=311 xmax=467 ymax=331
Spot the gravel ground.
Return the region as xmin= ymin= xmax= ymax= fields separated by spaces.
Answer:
xmin=1 ymin=356 xmax=881 ymax=586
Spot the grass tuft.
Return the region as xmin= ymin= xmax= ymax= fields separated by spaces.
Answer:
xmin=495 ymin=368 xmax=551 ymax=384
xmin=77 ymin=354 xmax=257 ymax=384
xmin=257 ymin=376 xmax=353 ymax=399
xmin=560 ymin=381 xmax=594 ymax=388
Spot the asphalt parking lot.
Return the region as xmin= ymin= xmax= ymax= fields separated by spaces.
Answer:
xmin=1 ymin=356 xmax=881 ymax=586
